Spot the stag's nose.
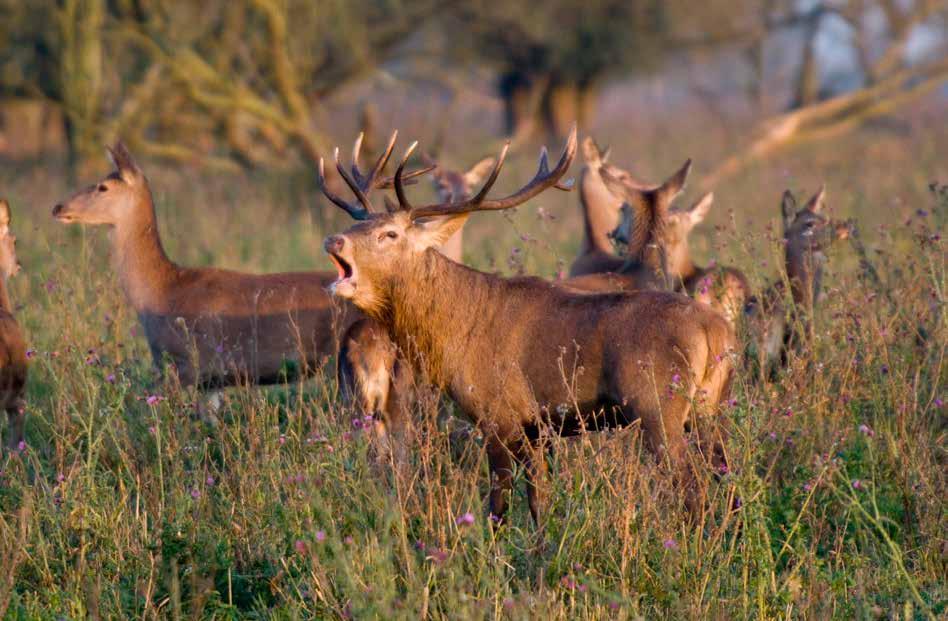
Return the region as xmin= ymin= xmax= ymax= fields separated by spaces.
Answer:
xmin=52 ymin=204 xmax=64 ymax=217
xmin=324 ymin=235 xmax=345 ymax=254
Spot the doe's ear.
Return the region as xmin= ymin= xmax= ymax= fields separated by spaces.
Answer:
xmin=804 ymin=184 xmax=826 ymax=213
xmin=780 ymin=190 xmax=798 ymax=230
xmin=412 ymin=213 xmax=470 ymax=249
xmin=581 ymin=136 xmax=607 ymax=166
xmin=106 ymin=140 xmax=142 ymax=183
xmin=655 ymin=158 xmax=692 ymax=210
xmin=464 ymin=156 xmax=497 ymax=186
xmin=0 ymin=199 xmax=10 ymax=234
xmin=688 ymin=191 xmax=714 ymax=227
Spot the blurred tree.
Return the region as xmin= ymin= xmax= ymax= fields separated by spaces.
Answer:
xmin=447 ymin=1 xmax=671 ymax=140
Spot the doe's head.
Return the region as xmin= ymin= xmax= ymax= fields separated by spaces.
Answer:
xmin=52 ymin=141 xmax=145 ymax=226
xmin=0 ymin=200 xmax=20 ymax=279
xmin=321 ymin=127 xmax=577 ymax=316
xmin=781 ymin=186 xmax=847 ymax=255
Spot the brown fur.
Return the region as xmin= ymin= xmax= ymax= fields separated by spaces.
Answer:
xmin=744 ymin=187 xmax=849 ymax=379
xmin=325 ymin=204 xmax=736 ymax=524
xmin=52 ymin=142 xmax=353 ymax=389
xmin=0 ymin=200 xmax=28 ymax=448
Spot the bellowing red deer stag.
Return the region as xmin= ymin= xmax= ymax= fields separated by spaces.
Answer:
xmin=337 ymin=150 xmax=497 ymax=437
xmin=51 ymin=138 xmax=427 ymax=394
xmin=0 ymin=200 xmax=28 ymax=448
xmin=321 ymin=127 xmax=736 ymax=523
xmin=745 ymin=186 xmax=850 ymax=379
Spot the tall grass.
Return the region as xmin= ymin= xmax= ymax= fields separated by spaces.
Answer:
xmin=0 ymin=106 xmax=945 ymax=618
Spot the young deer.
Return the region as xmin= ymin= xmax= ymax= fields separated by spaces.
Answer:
xmin=51 ymin=139 xmax=426 ymax=393
xmin=322 ymin=127 xmax=736 ymax=523
xmin=610 ymin=192 xmax=751 ymax=327
xmin=0 ymin=200 xmax=28 ymax=448
xmin=336 ymin=149 xmax=494 ymax=445
xmin=744 ymin=187 xmax=849 ymax=378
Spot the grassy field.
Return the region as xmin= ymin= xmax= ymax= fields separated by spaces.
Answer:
xmin=0 ymin=101 xmax=945 ymax=619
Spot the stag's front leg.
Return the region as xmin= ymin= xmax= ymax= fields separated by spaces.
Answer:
xmin=516 ymin=439 xmax=548 ymax=526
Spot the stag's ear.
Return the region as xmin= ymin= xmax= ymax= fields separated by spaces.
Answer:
xmin=656 ymin=159 xmax=691 ymax=207
xmin=804 ymin=184 xmax=826 ymax=213
xmin=464 ymin=157 xmax=497 ymax=186
xmin=0 ymin=199 xmax=10 ymax=234
xmin=411 ymin=213 xmax=470 ymax=249
xmin=688 ymin=192 xmax=714 ymax=227
xmin=107 ymin=140 xmax=142 ymax=184
xmin=780 ymin=190 xmax=798 ymax=230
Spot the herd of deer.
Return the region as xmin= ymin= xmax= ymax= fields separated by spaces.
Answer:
xmin=0 ymin=124 xmax=852 ymax=524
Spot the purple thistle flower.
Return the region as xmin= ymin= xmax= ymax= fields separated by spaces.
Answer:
xmin=934 ymin=398 xmax=944 ymax=408
xmin=858 ymin=424 xmax=874 ymax=437
xmin=852 ymin=479 xmax=863 ymax=490
xmin=803 ymin=482 xmax=812 ymax=492
xmin=294 ymin=539 xmax=307 ymax=554
xmin=25 ymin=349 xmax=35 ymax=359
xmin=16 ymin=440 xmax=26 ymax=452
xmin=145 ymin=395 xmax=161 ymax=406
xmin=206 ymin=476 xmax=215 ymax=486
xmin=190 ymin=488 xmax=201 ymax=499
xmin=106 ymin=373 xmax=116 ymax=384
xmin=663 ymin=538 xmax=678 ymax=550
xmin=315 ymin=530 xmax=326 ymax=542
xmin=455 ymin=512 xmax=475 ymax=527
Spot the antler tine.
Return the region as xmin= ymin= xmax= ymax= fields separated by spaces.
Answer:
xmin=394 ymin=141 xmax=419 ymax=211
xmin=350 ymin=132 xmax=365 ymax=183
xmin=318 ymin=157 xmax=372 ymax=220
xmin=365 ymin=130 xmax=399 ymax=188
xmin=334 ymin=147 xmax=377 ymax=215
xmin=410 ymin=124 xmax=578 ymax=220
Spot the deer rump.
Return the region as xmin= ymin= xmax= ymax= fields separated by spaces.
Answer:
xmin=391 ymin=272 xmax=734 ymax=442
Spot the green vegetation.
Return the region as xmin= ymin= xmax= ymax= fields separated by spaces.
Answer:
xmin=0 ymin=109 xmax=944 ymax=619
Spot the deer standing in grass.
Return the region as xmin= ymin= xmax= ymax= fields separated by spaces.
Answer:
xmin=51 ymin=140 xmax=425 ymax=395
xmin=608 ymin=191 xmax=751 ymax=327
xmin=336 ymin=147 xmax=494 ymax=447
xmin=0 ymin=200 xmax=28 ymax=448
xmin=745 ymin=187 xmax=849 ymax=379
xmin=322 ymin=126 xmax=736 ymax=523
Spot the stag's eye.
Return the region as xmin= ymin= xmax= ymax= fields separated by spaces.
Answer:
xmin=98 ymin=184 xmax=108 ymax=192
xmin=379 ymin=230 xmax=398 ymax=242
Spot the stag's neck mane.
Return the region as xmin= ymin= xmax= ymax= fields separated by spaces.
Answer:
xmin=379 ymin=249 xmax=505 ymax=388
xmin=579 ymin=165 xmax=619 ymax=256
xmin=110 ymin=181 xmax=180 ymax=312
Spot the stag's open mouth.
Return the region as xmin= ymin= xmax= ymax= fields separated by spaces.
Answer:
xmin=327 ymin=251 xmax=358 ymax=298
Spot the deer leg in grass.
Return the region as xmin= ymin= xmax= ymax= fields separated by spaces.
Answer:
xmin=519 ymin=439 xmax=548 ymax=527
xmin=4 ymin=400 xmax=25 ymax=449
xmin=486 ymin=437 xmax=517 ymax=524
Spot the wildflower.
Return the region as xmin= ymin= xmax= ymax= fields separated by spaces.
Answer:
xmin=858 ymin=424 xmax=874 ymax=437
xmin=352 ymin=418 xmax=363 ymax=430
xmin=560 ymin=576 xmax=577 ymax=589
xmin=719 ymin=463 xmax=729 ymax=475
xmin=934 ymin=398 xmax=944 ymax=408
xmin=344 ymin=536 xmax=354 ymax=545
xmin=56 ymin=472 xmax=65 ymax=483
xmin=215 ymin=343 xmax=224 ymax=354
xmin=503 ymin=598 xmax=515 ymax=610
xmin=671 ymin=373 xmax=681 ymax=385
xmin=25 ymin=349 xmax=35 ymax=359
xmin=145 ymin=395 xmax=161 ymax=406
xmin=663 ymin=538 xmax=678 ymax=551
xmin=784 ymin=407 xmax=792 ymax=418
xmin=294 ymin=539 xmax=307 ymax=555
xmin=768 ymin=431 xmax=778 ymax=441
xmin=106 ymin=373 xmax=116 ymax=384
xmin=148 ymin=426 xmax=156 ymax=434
xmin=429 ymin=548 xmax=448 ymax=564
xmin=16 ymin=440 xmax=26 ymax=452
xmin=190 ymin=488 xmax=201 ymax=499
xmin=414 ymin=540 xmax=426 ymax=552
xmin=315 ymin=530 xmax=326 ymax=542
xmin=455 ymin=512 xmax=475 ymax=527
xmin=278 ymin=434 xmax=286 ymax=445
xmin=803 ymin=482 xmax=812 ymax=492
xmin=728 ymin=398 xmax=739 ymax=408
xmin=880 ymin=364 xmax=889 ymax=375
xmin=206 ymin=476 xmax=215 ymax=486
xmin=852 ymin=479 xmax=863 ymax=490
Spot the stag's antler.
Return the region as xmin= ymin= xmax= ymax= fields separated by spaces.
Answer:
xmin=389 ymin=125 xmax=578 ymax=220
xmin=318 ymin=130 xmax=434 ymax=220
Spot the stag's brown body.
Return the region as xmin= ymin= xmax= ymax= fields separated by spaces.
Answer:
xmin=0 ymin=200 xmax=28 ymax=448
xmin=322 ymin=128 xmax=736 ymax=522
xmin=52 ymin=143 xmax=351 ymax=389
